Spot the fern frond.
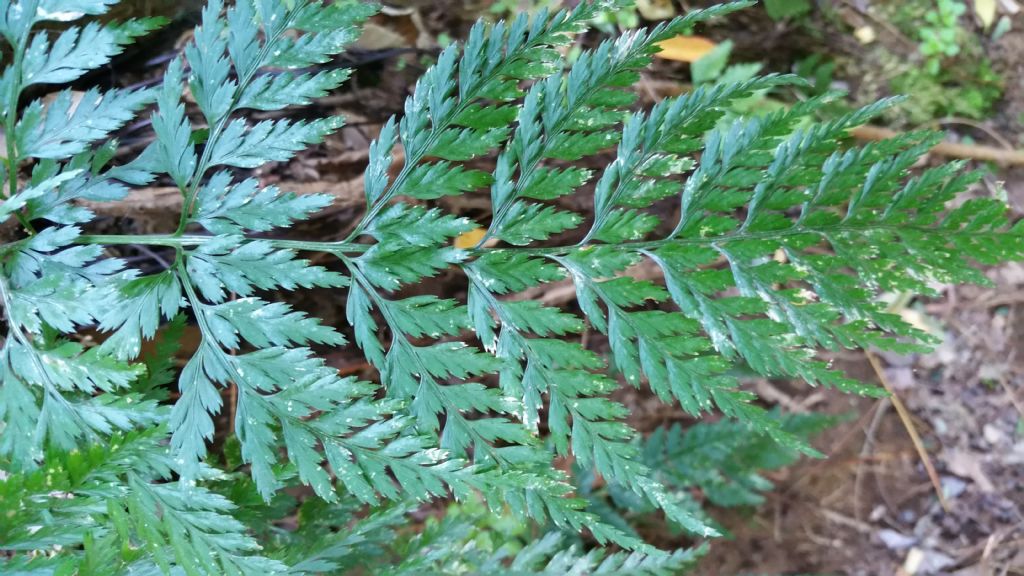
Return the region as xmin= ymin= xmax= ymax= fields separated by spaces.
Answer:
xmin=642 ymin=411 xmax=834 ymax=508
xmin=353 ymin=0 xmax=622 ymax=238
xmin=120 ymin=475 xmax=289 ymax=575
xmin=383 ymin=506 xmax=706 ymax=576
xmin=0 ymin=429 xmax=166 ymax=551
xmin=4 ymin=0 xmax=1024 ymax=571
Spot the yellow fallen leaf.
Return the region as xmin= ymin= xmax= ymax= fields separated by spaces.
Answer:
xmin=654 ymin=35 xmax=716 ymax=62
xmin=853 ymin=25 xmax=876 ymax=44
xmin=454 ymin=227 xmax=486 ymax=249
xmin=975 ymin=0 xmax=997 ymax=29
xmin=636 ymin=0 xmax=676 ymax=20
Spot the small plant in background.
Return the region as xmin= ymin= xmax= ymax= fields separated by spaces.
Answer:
xmin=844 ymin=0 xmax=1005 ymax=126
xmin=489 ymin=0 xmax=559 ymax=17
xmin=577 ymin=411 xmax=836 ymax=538
xmin=590 ymin=2 xmax=641 ymax=31
xmin=1 ymin=0 xmax=1023 ymax=573
xmin=918 ymin=0 xmax=968 ymax=74
xmin=763 ymin=0 xmax=812 ymax=20
xmin=890 ymin=60 xmax=1003 ymax=123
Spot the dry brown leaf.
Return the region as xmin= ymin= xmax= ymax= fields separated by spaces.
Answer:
xmin=356 ymin=21 xmax=413 ymax=50
xmin=636 ymin=0 xmax=676 ymax=20
xmin=946 ymin=449 xmax=995 ymax=492
xmin=654 ymin=35 xmax=716 ymax=62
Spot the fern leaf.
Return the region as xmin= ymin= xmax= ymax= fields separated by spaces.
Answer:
xmin=185 ymin=236 xmax=347 ymax=303
xmin=16 ymin=87 xmax=156 ymax=159
xmin=194 ymin=172 xmax=334 ymax=235
xmin=352 ymin=0 xmax=621 ymax=238
xmin=5 ymin=0 xmax=1024 ymax=570
xmin=21 ymin=19 xmax=159 ymax=87
xmin=124 ymin=475 xmax=288 ymax=574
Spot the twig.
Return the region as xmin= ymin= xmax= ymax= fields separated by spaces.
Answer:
xmin=131 ymin=244 xmax=171 ymax=269
xmin=997 ymin=375 xmax=1024 ymax=420
xmin=934 ymin=117 xmax=1017 ymax=152
xmin=851 ymin=125 xmax=1024 ymax=166
xmin=865 ymin=350 xmax=950 ymax=513
xmin=820 ymin=507 xmax=874 ymax=534
xmin=968 ymin=293 xmax=1024 ymax=309
xmin=999 ymin=0 xmax=1021 ymax=15
xmin=780 ymin=402 xmax=884 ymax=496
xmin=228 ymin=292 xmax=238 ymax=436
xmin=854 ymin=399 xmax=889 ymax=521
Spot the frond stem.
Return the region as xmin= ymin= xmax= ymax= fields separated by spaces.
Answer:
xmin=499 ymin=221 xmax=973 ymax=258
xmin=3 ymin=26 xmax=36 ymax=234
xmin=77 ymin=234 xmax=369 ymax=255
xmin=59 ymin=221 xmax=1012 ymax=265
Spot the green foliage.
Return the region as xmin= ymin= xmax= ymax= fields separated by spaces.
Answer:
xmin=575 ymin=411 xmax=835 ymax=538
xmin=763 ymin=0 xmax=811 ymax=20
xmin=870 ymin=0 xmax=1003 ymax=124
xmin=889 ymin=62 xmax=1004 ymax=124
xmin=642 ymin=412 xmax=836 ymax=509
xmin=1 ymin=0 xmax=1023 ymax=574
xmin=378 ymin=498 xmax=709 ymax=575
xmin=918 ymin=0 xmax=967 ymax=75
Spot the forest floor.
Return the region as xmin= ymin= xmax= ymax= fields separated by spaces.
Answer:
xmin=695 ymin=3 xmax=1024 ymax=574
xmin=89 ymin=0 xmax=1024 ymax=574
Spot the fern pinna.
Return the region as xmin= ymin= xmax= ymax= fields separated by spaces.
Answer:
xmin=0 ymin=0 xmax=1018 ymax=573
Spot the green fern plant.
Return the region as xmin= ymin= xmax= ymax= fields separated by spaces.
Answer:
xmin=573 ymin=410 xmax=836 ymax=541
xmin=1 ymin=0 xmax=1021 ymax=573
